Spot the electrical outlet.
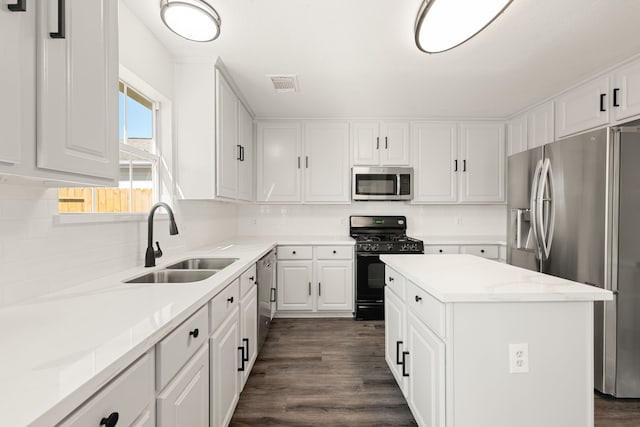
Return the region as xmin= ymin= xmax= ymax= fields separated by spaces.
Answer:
xmin=509 ymin=343 xmax=529 ymax=373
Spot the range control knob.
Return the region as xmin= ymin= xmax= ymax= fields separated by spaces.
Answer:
xmin=362 ymin=244 xmax=371 ymax=251
xmin=371 ymin=244 xmax=379 ymax=251
xmin=410 ymin=243 xmax=418 ymax=251
xmin=387 ymin=243 xmax=394 ymax=251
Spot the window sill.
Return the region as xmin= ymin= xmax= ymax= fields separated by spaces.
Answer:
xmin=53 ymin=212 xmax=168 ymax=225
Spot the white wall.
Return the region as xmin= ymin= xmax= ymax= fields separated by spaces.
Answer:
xmin=236 ymin=203 xmax=506 ymax=238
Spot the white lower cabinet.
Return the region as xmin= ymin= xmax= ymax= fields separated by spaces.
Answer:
xmin=210 ymin=304 xmax=240 ymax=427
xmin=240 ymin=285 xmax=258 ymax=387
xmin=57 ymin=351 xmax=155 ymax=427
xmin=384 ymin=287 xmax=408 ymax=397
xmin=276 ymin=245 xmax=354 ymax=315
xmin=157 ymin=344 xmax=209 ymax=427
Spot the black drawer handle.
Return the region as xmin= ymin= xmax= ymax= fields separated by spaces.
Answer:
xmin=8 ymin=0 xmax=26 ymax=12
xmin=396 ymin=341 xmax=403 ymax=365
xmin=388 ymin=276 xmax=394 ymax=282
xmin=189 ymin=328 xmax=199 ymax=338
xmin=292 ymin=250 xmax=296 ymax=255
xmin=249 ymin=276 xmax=255 ymax=281
xmin=50 ymin=0 xmax=65 ymax=39
xmin=600 ymin=93 xmax=606 ymax=112
xmin=238 ymin=346 xmax=245 ymax=371
xmin=243 ymin=338 xmax=249 ymax=362
xmin=227 ymin=296 xmax=234 ymax=303
xmin=454 ymin=159 xmax=458 ymax=172
xmin=415 ymin=295 xmax=422 ymax=302
xmin=100 ymin=412 xmax=119 ymax=427
xmin=481 ymin=249 xmax=485 ymax=253
xmin=439 ymin=249 xmax=443 ymax=253
xmin=402 ymin=351 xmax=409 ymax=377
xmin=332 ymin=250 xmax=337 ymax=254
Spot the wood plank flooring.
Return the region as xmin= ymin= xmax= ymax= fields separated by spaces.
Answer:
xmin=230 ymin=318 xmax=417 ymax=426
xmin=231 ymin=318 xmax=640 ymax=427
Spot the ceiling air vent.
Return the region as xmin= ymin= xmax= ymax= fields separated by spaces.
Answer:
xmin=267 ymin=75 xmax=299 ymax=93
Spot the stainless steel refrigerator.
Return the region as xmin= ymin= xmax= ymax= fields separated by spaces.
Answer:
xmin=507 ymin=122 xmax=640 ymax=397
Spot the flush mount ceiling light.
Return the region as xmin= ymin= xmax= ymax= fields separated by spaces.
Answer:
xmin=160 ymin=0 xmax=221 ymax=42
xmin=415 ymin=0 xmax=513 ymax=53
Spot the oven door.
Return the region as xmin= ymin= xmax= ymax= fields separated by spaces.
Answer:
xmin=355 ymin=253 xmax=386 ymax=303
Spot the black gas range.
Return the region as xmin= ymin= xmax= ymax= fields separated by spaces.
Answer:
xmin=350 ymin=216 xmax=424 ymax=320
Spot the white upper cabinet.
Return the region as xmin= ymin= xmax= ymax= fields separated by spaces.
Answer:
xmin=0 ymin=1 xmax=29 ymax=165
xmin=303 ymin=122 xmax=350 ymax=203
xmin=613 ymin=57 xmax=640 ymax=122
xmin=216 ymin=71 xmax=240 ymax=199
xmin=352 ymin=121 xmax=410 ymax=166
xmin=556 ymin=76 xmax=610 ymax=138
xmin=412 ymin=122 xmax=458 ymax=203
xmin=459 ymin=122 xmax=506 ymax=203
xmin=527 ymin=101 xmax=554 ymax=148
xmin=256 ymin=122 xmax=302 ymax=202
xmin=37 ymin=0 xmax=119 ymax=180
xmin=507 ymin=113 xmax=528 ymax=155
xmin=175 ymin=63 xmax=254 ymax=201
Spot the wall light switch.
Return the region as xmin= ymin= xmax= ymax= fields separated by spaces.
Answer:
xmin=509 ymin=343 xmax=529 ymax=373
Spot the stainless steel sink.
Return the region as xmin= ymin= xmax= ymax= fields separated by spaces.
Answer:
xmin=164 ymin=258 xmax=238 ymax=270
xmin=125 ymin=270 xmax=217 ymax=284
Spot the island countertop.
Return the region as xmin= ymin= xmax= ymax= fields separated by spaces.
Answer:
xmin=380 ymin=254 xmax=613 ymax=303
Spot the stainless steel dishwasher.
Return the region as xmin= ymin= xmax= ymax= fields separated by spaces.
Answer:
xmin=257 ymin=249 xmax=276 ymax=351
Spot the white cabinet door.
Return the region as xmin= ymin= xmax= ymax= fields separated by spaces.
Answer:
xmin=157 ymin=344 xmax=209 ymax=427
xmin=613 ymin=58 xmax=640 ymax=122
xmin=303 ymin=122 xmax=350 ymax=203
xmin=216 ymin=71 xmax=239 ymax=199
xmin=316 ymin=260 xmax=353 ymax=311
xmin=507 ymin=113 xmax=528 ymax=155
xmin=412 ymin=122 xmax=457 ymax=203
xmin=352 ymin=122 xmax=380 ymax=165
xmin=237 ymin=102 xmax=253 ymax=201
xmin=240 ymin=286 xmax=258 ymax=387
xmin=527 ymin=102 xmax=554 ymax=148
xmin=0 ymin=1 xmax=30 ymax=165
xmin=556 ymin=76 xmax=610 ymax=138
xmin=276 ymin=261 xmax=313 ymax=311
xmin=407 ymin=310 xmax=445 ymax=427
xmin=37 ymin=0 xmax=118 ymax=180
xmin=210 ymin=307 xmax=240 ymax=427
xmin=459 ymin=122 xmax=505 ymax=203
xmin=380 ymin=121 xmax=410 ymax=166
xmin=384 ymin=288 xmax=408 ymax=397
xmin=256 ymin=122 xmax=302 ymax=202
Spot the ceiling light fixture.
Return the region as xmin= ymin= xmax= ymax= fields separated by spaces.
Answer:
xmin=415 ymin=0 xmax=513 ymax=53
xmin=160 ymin=0 xmax=221 ymax=42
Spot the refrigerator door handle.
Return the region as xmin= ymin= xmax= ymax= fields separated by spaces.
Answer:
xmin=530 ymin=159 xmax=544 ymax=259
xmin=537 ymin=158 xmax=556 ymax=260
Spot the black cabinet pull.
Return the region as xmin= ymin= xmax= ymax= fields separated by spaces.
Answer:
xmin=318 ymin=282 xmax=322 ymax=296
xmin=297 ymin=156 xmax=300 ymax=168
xmin=8 ymin=0 xmax=26 ymax=12
xmin=292 ymin=250 xmax=296 ymax=255
xmin=385 ymin=136 xmax=388 ymax=149
xmin=332 ymin=250 xmax=337 ymax=254
xmin=240 ymin=146 xmax=245 ymax=161
xmin=189 ymin=328 xmax=199 ymax=338
xmin=480 ymin=249 xmax=485 ymax=253
xmin=613 ymin=88 xmax=620 ymax=107
xmin=50 ymin=0 xmax=65 ymax=39
xmin=237 ymin=144 xmax=242 ymax=161
xmin=439 ymin=249 xmax=443 ymax=253
xmin=600 ymin=93 xmax=607 ymax=112
xmin=402 ymin=351 xmax=409 ymax=377
xmin=388 ymin=276 xmax=394 ymax=282
xmin=415 ymin=295 xmax=422 ymax=302
xmin=249 ymin=276 xmax=255 ymax=281
xmin=376 ymin=137 xmax=380 ymax=149
xmin=243 ymin=338 xmax=249 ymax=362
xmin=308 ymin=282 xmax=311 ymax=296
xmin=396 ymin=341 xmax=403 ymax=365
xmin=454 ymin=159 xmax=458 ymax=172
xmin=270 ymin=287 xmax=276 ymax=302
xmin=238 ymin=346 xmax=245 ymax=371
xmin=305 ymin=156 xmax=309 ymax=168
xmin=463 ymin=159 xmax=467 ymax=172
xmin=100 ymin=412 xmax=119 ymax=427
xmin=227 ymin=296 xmax=234 ymax=303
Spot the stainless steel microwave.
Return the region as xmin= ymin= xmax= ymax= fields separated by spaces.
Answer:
xmin=352 ymin=167 xmax=413 ymax=201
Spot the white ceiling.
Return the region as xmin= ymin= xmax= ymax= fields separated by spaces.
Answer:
xmin=123 ymin=0 xmax=640 ymax=119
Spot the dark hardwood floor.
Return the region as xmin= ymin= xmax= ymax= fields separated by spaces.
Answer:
xmin=230 ymin=318 xmax=417 ymax=426
xmin=231 ymin=318 xmax=640 ymax=427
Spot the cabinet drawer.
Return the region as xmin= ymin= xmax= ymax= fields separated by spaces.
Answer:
xmin=58 ymin=351 xmax=154 ymax=427
xmin=385 ymin=266 xmax=405 ymax=300
xmin=424 ymin=245 xmax=459 ymax=255
xmin=277 ymin=245 xmax=312 ymax=260
xmin=157 ymin=305 xmax=209 ymax=391
xmin=460 ymin=245 xmax=498 ymax=259
xmin=406 ymin=280 xmax=446 ymax=339
xmin=316 ymin=245 xmax=353 ymax=260
xmin=210 ymin=278 xmax=240 ymax=332
xmin=240 ymin=264 xmax=257 ymax=297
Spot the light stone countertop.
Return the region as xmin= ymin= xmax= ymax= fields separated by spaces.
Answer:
xmin=380 ymin=254 xmax=613 ymax=303
xmin=0 ymin=236 xmax=354 ymax=427
xmin=416 ymin=235 xmax=507 ymax=246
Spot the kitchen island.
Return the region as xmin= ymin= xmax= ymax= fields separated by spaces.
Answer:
xmin=380 ymin=254 xmax=613 ymax=427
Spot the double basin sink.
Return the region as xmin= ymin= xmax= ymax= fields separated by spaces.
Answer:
xmin=125 ymin=258 xmax=238 ymax=284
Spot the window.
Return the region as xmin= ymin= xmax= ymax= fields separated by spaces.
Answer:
xmin=58 ymin=82 xmax=159 ymax=213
